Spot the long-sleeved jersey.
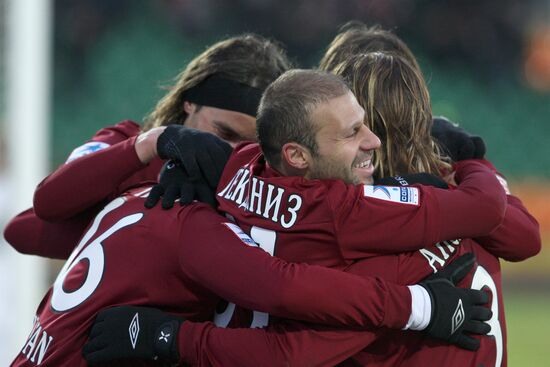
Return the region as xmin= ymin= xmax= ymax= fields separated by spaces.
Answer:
xmin=216 ymin=143 xmax=507 ymax=262
xmin=5 ymin=120 xmax=159 ymax=259
xmin=171 ymin=142 xmax=537 ymax=367
xmin=3 ymin=124 xmax=540 ymax=366
xmin=10 ymin=191 xmax=414 ymax=366
xmin=177 ymin=238 xmax=508 ymax=367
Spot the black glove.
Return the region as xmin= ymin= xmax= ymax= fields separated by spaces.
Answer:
xmin=157 ymin=124 xmax=232 ymax=189
xmin=375 ymin=173 xmax=448 ymax=189
xmin=431 ymin=117 xmax=486 ymax=161
xmin=144 ymin=160 xmax=216 ymax=209
xmin=83 ymin=306 xmax=184 ymax=365
xmin=420 ymin=253 xmax=491 ymax=351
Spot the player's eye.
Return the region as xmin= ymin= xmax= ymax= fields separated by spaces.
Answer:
xmin=216 ymin=126 xmax=242 ymax=143
xmin=348 ymin=126 xmax=361 ymax=138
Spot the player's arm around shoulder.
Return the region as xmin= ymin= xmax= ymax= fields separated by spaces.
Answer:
xmin=327 ymin=178 xmax=443 ymax=259
xmin=33 ymin=122 xmax=148 ymax=221
xmin=472 ymin=159 xmax=541 ymax=261
xmin=433 ymin=159 xmax=507 ymax=238
xmin=3 ymin=207 xmax=93 ymax=259
xmin=329 ymin=160 xmax=506 ymax=260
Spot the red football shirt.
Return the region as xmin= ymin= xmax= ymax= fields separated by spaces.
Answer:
xmin=216 ymin=143 xmax=506 ymax=265
xmin=179 ymin=240 xmax=507 ymax=367
xmin=11 ymin=188 xmax=415 ymax=366
xmin=176 ymin=142 xmax=512 ymax=366
xmin=5 ymin=120 xmax=161 ymax=259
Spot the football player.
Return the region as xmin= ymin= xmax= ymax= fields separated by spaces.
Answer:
xmin=84 ymin=69 xmax=508 ymax=366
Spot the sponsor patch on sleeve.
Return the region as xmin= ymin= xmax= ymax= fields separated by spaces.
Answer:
xmin=363 ymin=185 xmax=419 ymax=206
xmin=66 ymin=141 xmax=110 ymax=163
xmin=223 ymin=222 xmax=258 ymax=247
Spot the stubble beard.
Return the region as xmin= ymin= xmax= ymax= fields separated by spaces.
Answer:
xmin=309 ymin=154 xmax=359 ymax=185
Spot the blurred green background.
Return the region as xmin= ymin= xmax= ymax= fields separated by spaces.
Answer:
xmin=3 ymin=0 xmax=550 ymax=365
xmin=49 ymin=1 xmax=550 ymax=178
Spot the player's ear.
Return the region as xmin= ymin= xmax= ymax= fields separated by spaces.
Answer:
xmin=281 ymin=142 xmax=310 ymax=170
xmin=183 ymin=101 xmax=197 ymax=114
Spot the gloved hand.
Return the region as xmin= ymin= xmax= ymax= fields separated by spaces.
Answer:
xmin=420 ymin=253 xmax=491 ymax=351
xmin=431 ymin=117 xmax=486 ymax=161
xmin=144 ymin=160 xmax=216 ymax=209
xmin=83 ymin=306 xmax=184 ymax=365
xmin=157 ymin=124 xmax=232 ymax=189
xmin=375 ymin=173 xmax=449 ymax=189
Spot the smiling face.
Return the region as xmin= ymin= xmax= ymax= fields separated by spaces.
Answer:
xmin=306 ymin=91 xmax=381 ymax=184
xmin=184 ymin=103 xmax=257 ymax=147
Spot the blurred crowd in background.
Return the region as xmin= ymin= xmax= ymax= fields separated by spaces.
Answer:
xmin=54 ymin=0 xmax=550 ymax=83
xmin=39 ymin=0 xmax=550 ymax=176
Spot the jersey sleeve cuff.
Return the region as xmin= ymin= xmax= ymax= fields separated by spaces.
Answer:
xmin=403 ymin=284 xmax=431 ymax=331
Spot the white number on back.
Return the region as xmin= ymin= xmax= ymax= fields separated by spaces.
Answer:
xmin=51 ymin=198 xmax=142 ymax=312
xmin=213 ymin=225 xmax=276 ymax=328
xmin=471 ymin=265 xmax=503 ymax=367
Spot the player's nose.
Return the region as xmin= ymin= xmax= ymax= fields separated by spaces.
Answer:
xmin=360 ymin=126 xmax=381 ymax=151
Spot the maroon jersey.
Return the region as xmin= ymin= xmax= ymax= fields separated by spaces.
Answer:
xmin=5 ymin=120 xmax=163 ymax=259
xmin=11 ymin=188 xmax=415 ymax=366
xmin=34 ymin=120 xmax=163 ymax=221
xmin=212 ymin=142 xmax=505 ymax=330
xmin=216 ymin=143 xmax=506 ymax=266
xmin=178 ymin=217 xmax=522 ymax=367
xmin=178 ymin=240 xmax=507 ymax=367
xmin=11 ymin=191 xmax=218 ymax=367
xmin=336 ymin=239 xmax=506 ymax=367
xmin=176 ymin=143 xmax=515 ymax=366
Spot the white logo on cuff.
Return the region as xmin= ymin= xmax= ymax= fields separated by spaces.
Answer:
xmin=159 ymin=331 xmax=171 ymax=343
xmin=451 ymin=299 xmax=465 ymax=334
xmin=129 ymin=313 xmax=140 ymax=349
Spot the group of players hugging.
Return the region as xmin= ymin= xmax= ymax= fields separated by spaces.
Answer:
xmin=4 ymin=22 xmax=540 ymax=366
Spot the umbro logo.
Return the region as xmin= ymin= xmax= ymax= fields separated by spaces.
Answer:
xmin=451 ymin=299 xmax=465 ymax=334
xmin=129 ymin=312 xmax=140 ymax=349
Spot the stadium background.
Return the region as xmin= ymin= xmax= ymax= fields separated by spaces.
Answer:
xmin=0 ymin=0 xmax=548 ymax=365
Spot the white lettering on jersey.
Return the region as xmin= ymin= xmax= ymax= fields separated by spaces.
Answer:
xmin=419 ymin=239 xmax=462 ymax=273
xmin=363 ymin=185 xmax=419 ymax=205
xmin=20 ymin=315 xmax=54 ymax=365
xmin=218 ymin=167 xmax=303 ymax=228
xmin=214 ymin=226 xmax=276 ymax=329
xmin=66 ymin=141 xmax=110 ymax=163
xmin=281 ymin=194 xmax=302 ymax=229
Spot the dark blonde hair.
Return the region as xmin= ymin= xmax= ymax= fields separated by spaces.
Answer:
xmin=331 ymin=52 xmax=450 ymax=178
xmin=319 ymin=21 xmax=420 ymax=74
xmin=143 ymin=34 xmax=291 ymax=131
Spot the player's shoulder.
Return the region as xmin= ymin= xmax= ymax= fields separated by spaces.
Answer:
xmin=322 ymin=180 xmax=422 ymax=208
xmin=230 ymin=142 xmax=261 ymax=163
xmin=319 ymin=179 xmax=361 ymax=199
xmin=66 ymin=120 xmax=141 ymax=163
xmin=92 ymin=120 xmax=141 ymax=143
xmin=122 ymin=187 xmax=219 ymax=224
xmin=219 ymin=142 xmax=262 ymax=185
